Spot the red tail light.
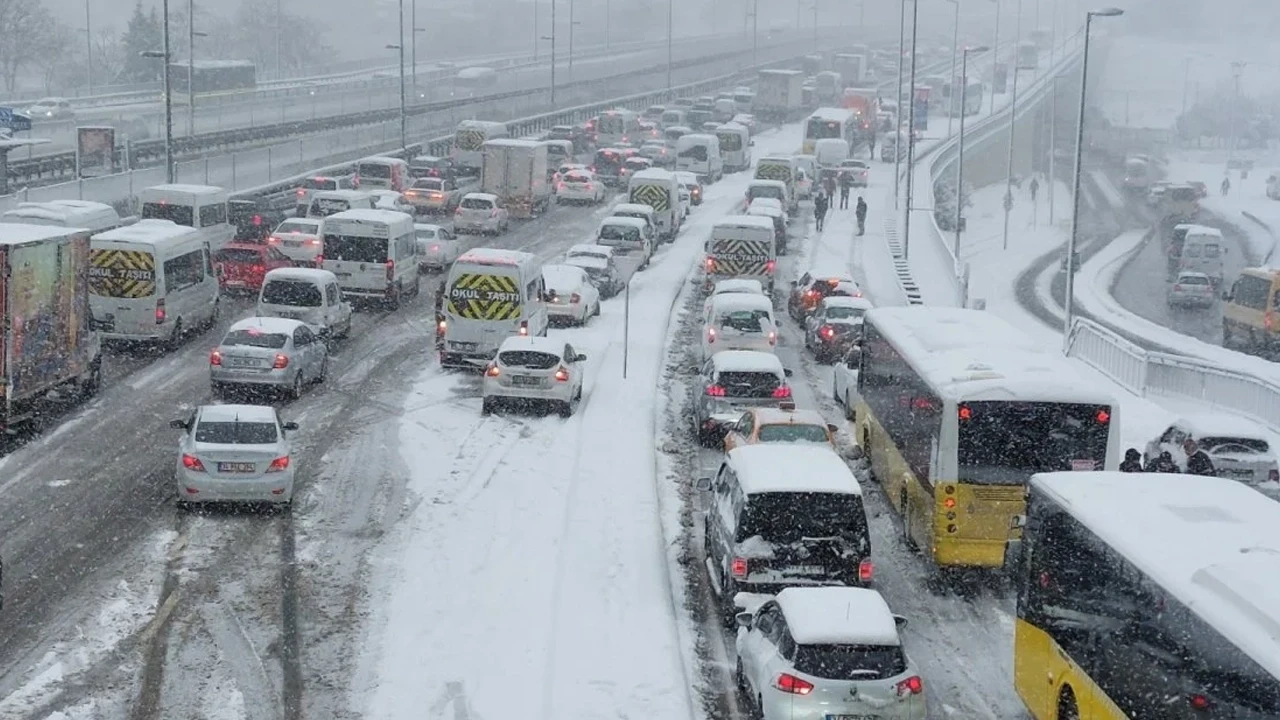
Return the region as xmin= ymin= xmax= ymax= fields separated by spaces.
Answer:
xmin=958 ymin=404 xmax=973 ymax=420
xmin=181 ymin=454 xmax=206 ymax=472
xmin=1270 ymin=469 xmax=1279 ymax=483
xmin=805 ymin=289 xmax=819 ymax=298
xmin=765 ymin=260 xmax=776 ymax=273
xmin=1096 ymin=409 xmax=1111 ymax=424
xmin=296 ymin=188 xmax=306 ymax=197
xmin=768 ymin=330 xmax=777 ymax=346
xmin=519 ymin=320 xmax=529 ymax=336
xmin=386 ymin=260 xmax=395 ymax=281
xmin=557 ymin=182 xmax=567 ymax=191
xmin=570 ymin=292 xmax=581 ymax=304
xmin=437 ymin=318 xmax=447 ymax=334
xmin=490 ymin=209 xmax=500 ymax=218
xmin=704 ymin=256 xmax=716 ymax=272
xmin=209 ymin=350 xmax=223 ymax=366
xmin=772 ymin=386 xmax=792 ymax=399
xmin=554 ymin=367 xmax=569 ymax=382
xmin=1188 ymin=694 xmax=1211 ymax=711
xmin=454 ymin=207 xmax=463 ymax=216
xmin=315 ymin=254 xmax=324 ymax=263
xmin=485 ymin=363 xmax=500 ymax=377
xmin=896 ymin=676 xmax=923 ymax=697
xmin=155 ymin=299 xmax=166 ymax=324
xmin=251 ymin=214 xmax=262 ymax=226
xmin=705 ymin=384 xmax=726 ymax=397
xmin=1266 ymin=311 xmax=1274 ymax=331
xmin=706 ymin=327 xmax=716 ymax=343
xmin=1173 ymin=284 xmax=1182 ymax=291
xmin=266 ymin=456 xmax=290 ymax=473
xmin=584 ymin=183 xmax=593 ymax=190
xmin=773 ymin=673 xmax=814 ymax=695
xmin=253 ymin=263 xmax=266 ymax=275
xmin=273 ymin=354 xmax=289 ymax=369
xmin=858 ymin=559 xmax=874 ymax=582
xmin=821 ymin=325 xmax=835 ymax=339
xmin=731 ymin=557 xmax=748 ymax=578
xmin=431 ymin=244 xmax=440 ymax=251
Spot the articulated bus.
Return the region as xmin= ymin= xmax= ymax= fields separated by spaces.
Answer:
xmin=1015 ymin=471 xmax=1280 ymax=720
xmin=853 ymin=307 xmax=1120 ymax=568
xmin=802 ymin=107 xmax=857 ymax=154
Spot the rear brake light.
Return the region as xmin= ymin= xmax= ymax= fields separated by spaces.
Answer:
xmin=896 ymin=676 xmax=923 ymax=696
xmin=765 ymin=260 xmax=776 ymax=273
xmin=519 ymin=320 xmax=529 ymax=336
xmin=706 ymin=327 xmax=716 ymax=343
xmin=772 ymin=386 xmax=792 ymax=399
xmin=821 ymin=325 xmax=835 ymax=339
xmin=768 ymin=330 xmax=777 ymax=345
xmin=267 ymin=235 xmax=281 ymax=244
xmin=181 ymin=454 xmax=205 ymax=471
xmin=704 ymin=256 xmax=715 ymax=272
xmin=705 ymin=384 xmax=726 ymax=397
xmin=155 ymin=299 xmax=166 ymax=324
xmin=454 ymin=207 xmax=463 ymax=215
xmin=386 ymin=260 xmax=395 ymax=281
xmin=296 ymin=189 xmax=306 ymax=197
xmin=209 ymin=350 xmax=222 ymax=366
xmin=859 ymin=559 xmax=874 ymax=582
xmin=315 ymin=254 xmax=324 ymax=264
xmin=554 ymin=367 xmax=569 ymax=382
xmin=1271 ymin=469 xmax=1279 ymax=482
xmin=485 ymin=363 xmax=500 ymax=377
xmin=557 ymin=182 xmax=567 ymax=191
xmin=490 ymin=209 xmax=499 ymax=218
xmin=273 ymin=354 xmax=289 ymax=369
xmin=731 ymin=557 xmax=748 ymax=578
xmin=570 ymin=292 xmax=581 ymax=304
xmin=1173 ymin=284 xmax=1182 ymax=291
xmin=773 ymin=673 xmax=813 ymax=695
xmin=266 ymin=456 xmax=290 ymax=472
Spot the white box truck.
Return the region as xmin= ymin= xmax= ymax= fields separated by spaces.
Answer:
xmin=753 ymin=69 xmax=805 ymax=123
xmin=481 ymin=139 xmax=552 ymax=219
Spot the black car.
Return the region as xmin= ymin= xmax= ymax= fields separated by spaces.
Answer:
xmin=547 ymin=124 xmax=592 ymax=153
xmin=228 ymin=197 xmax=291 ymax=243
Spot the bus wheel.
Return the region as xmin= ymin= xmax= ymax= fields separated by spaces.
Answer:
xmin=1057 ymin=688 xmax=1080 ymax=720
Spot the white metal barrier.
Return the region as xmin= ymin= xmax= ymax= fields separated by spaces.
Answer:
xmin=1067 ymin=317 xmax=1280 ymax=433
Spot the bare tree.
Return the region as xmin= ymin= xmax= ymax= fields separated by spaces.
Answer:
xmin=0 ymin=0 xmax=58 ymax=92
xmin=31 ymin=19 xmax=77 ymax=93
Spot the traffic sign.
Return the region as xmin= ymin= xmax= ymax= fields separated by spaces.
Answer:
xmin=0 ymin=107 xmax=32 ymax=132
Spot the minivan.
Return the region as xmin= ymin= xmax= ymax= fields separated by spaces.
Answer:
xmin=320 ymin=208 xmax=421 ymax=308
xmin=609 ymin=203 xmax=659 ymax=241
xmin=355 ymin=156 xmax=411 ymax=192
xmin=1223 ymin=266 xmax=1280 ymax=350
xmin=698 ymin=444 xmax=873 ymax=623
xmin=1178 ymin=226 xmax=1225 ymax=286
xmin=257 ymin=267 xmax=353 ymax=339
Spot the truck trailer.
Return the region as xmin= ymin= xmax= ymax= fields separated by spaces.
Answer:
xmin=480 ymin=139 xmax=552 ymax=219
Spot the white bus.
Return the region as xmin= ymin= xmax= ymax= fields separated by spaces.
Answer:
xmin=802 ymin=107 xmax=857 ymax=155
xmin=1016 ymin=471 xmax=1280 ymax=720
xmin=853 ymin=306 xmax=1121 ymax=569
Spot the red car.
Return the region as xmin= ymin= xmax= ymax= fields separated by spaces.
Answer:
xmin=214 ymin=242 xmax=294 ymax=294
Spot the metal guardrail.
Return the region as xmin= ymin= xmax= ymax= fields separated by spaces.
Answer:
xmin=9 ymin=37 xmax=808 ymax=188
xmin=1067 ymin=316 xmax=1280 ymax=434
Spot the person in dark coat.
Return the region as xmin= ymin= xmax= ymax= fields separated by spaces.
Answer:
xmin=1119 ymin=448 xmax=1143 ymax=472
xmin=813 ymin=191 xmax=830 ymax=231
xmin=855 ymin=196 xmax=868 ymax=236
xmin=434 ymin=281 xmax=448 ymax=348
xmin=1145 ymin=450 xmax=1179 ymax=473
xmin=1183 ymin=439 xmax=1216 ymax=476
xmin=839 ymin=171 xmax=853 ymax=209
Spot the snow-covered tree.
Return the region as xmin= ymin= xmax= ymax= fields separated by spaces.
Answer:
xmin=119 ymin=1 xmax=164 ymax=83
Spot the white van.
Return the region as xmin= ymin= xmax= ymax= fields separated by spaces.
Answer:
xmin=753 ymin=156 xmax=801 ymax=215
xmin=596 ymin=217 xmax=653 ymax=277
xmin=814 ymin=138 xmax=851 ymax=169
xmin=319 ymin=208 xmax=421 ymax=308
xmin=594 ymin=108 xmax=641 ymax=147
xmin=746 ymin=179 xmax=792 ymax=214
xmin=355 ymin=156 xmax=411 ymax=192
xmin=139 ymin=184 xmax=233 ymax=253
xmin=660 ymin=109 xmax=688 ymax=129
xmin=674 ymin=133 xmax=724 ymax=184
xmin=3 ymin=200 xmax=125 ymax=234
xmin=610 ymin=203 xmax=659 ymax=242
xmin=306 ymin=189 xmax=378 ymax=218
xmin=439 ymin=248 xmax=549 ymax=369
xmin=627 ymin=168 xmax=682 ymax=242
xmin=1179 ymin=226 xmax=1226 ymax=286
xmin=451 ymin=120 xmax=509 ymax=172
xmin=89 ymin=219 xmax=219 ymax=346
xmin=715 ymin=123 xmax=752 ymax=173
xmin=705 ymin=216 xmax=778 ymax=294
xmin=257 ymin=267 xmax=353 ymax=339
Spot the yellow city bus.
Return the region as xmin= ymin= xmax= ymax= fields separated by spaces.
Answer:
xmin=802 ymin=107 xmax=857 ymax=154
xmin=1015 ymin=471 xmax=1280 ymax=720
xmin=853 ymin=307 xmax=1120 ymax=568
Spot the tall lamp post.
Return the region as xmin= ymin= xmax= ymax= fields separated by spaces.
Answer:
xmin=84 ymin=0 xmax=93 ymax=94
xmin=945 ymin=0 xmax=959 ymax=137
xmin=411 ymin=0 xmax=425 ymax=95
xmin=186 ymin=0 xmax=207 ymax=138
xmin=1225 ymin=60 xmax=1246 ymax=174
xmin=894 ymin=0 xmax=907 ymax=208
xmin=544 ymin=0 xmax=557 ymax=105
xmin=989 ymin=0 xmax=1000 ymax=114
xmin=140 ymin=0 xmax=173 ymax=182
xmin=1062 ymin=7 xmax=1123 ymax=349
xmin=902 ymin=0 xmax=920 ymax=259
xmin=386 ymin=0 xmax=407 ymax=152
xmin=954 ymin=45 xmax=989 ymax=261
xmin=999 ymin=0 xmax=1024 ymax=251
xmin=666 ymin=0 xmax=674 ymax=94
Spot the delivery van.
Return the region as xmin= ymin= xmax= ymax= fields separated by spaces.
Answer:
xmin=320 ymin=208 xmax=420 ymax=309
xmin=439 ymin=248 xmax=549 ymax=369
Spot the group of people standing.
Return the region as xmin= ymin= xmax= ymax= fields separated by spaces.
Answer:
xmin=1119 ymin=439 xmax=1216 ymax=475
xmin=813 ymin=170 xmax=867 ymax=235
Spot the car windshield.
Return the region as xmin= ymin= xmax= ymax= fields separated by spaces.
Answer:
xmin=217 ymin=248 xmax=264 ymax=264
xmin=792 ymin=644 xmax=907 ymax=682
xmin=717 ymin=310 xmax=768 ymax=332
xmin=498 ymin=351 xmax=560 ymax=369
xmin=414 ymin=179 xmax=444 ymax=190
xmin=1177 ymin=275 xmax=1210 ymax=286
xmin=714 ymin=370 xmax=780 ymax=397
xmin=740 ymin=492 xmax=866 ymax=542
xmin=195 ymin=420 xmax=279 ymax=444
xmin=460 ymin=197 xmax=492 ymax=210
xmin=276 ymin=220 xmax=318 ymax=234
xmin=359 ymin=163 xmax=393 ymax=179
xmin=223 ymin=329 xmax=289 ymax=348
xmin=564 ymin=173 xmax=591 ymax=183
xmin=825 ymin=306 xmax=865 ymax=320
xmin=415 ymin=228 xmax=439 ymax=240
xmin=323 ymin=234 xmax=387 ymax=263
xmin=599 ymin=225 xmax=640 ymax=243
xmin=303 ymin=178 xmax=338 ymax=190
xmin=262 ymin=280 xmax=323 ymax=307
xmin=1200 ymin=436 xmax=1269 ymax=454
xmin=750 ymin=186 xmax=783 ymax=201
xmin=141 ymin=202 xmax=193 ymax=226
xmin=756 ymin=424 xmax=829 ymax=443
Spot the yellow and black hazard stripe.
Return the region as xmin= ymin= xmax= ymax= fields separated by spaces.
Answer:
xmin=445 ymin=273 xmax=523 ymax=321
xmin=711 ymin=258 xmax=770 ymax=275
xmin=712 ymin=239 xmax=772 ymax=257
xmin=629 ymin=183 xmax=670 ymax=212
xmin=88 ymin=248 xmax=156 ymax=298
xmin=455 ymin=129 xmax=486 ymax=152
xmin=755 ymin=164 xmax=792 ymax=182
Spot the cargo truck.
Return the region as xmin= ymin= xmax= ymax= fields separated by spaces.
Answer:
xmin=480 ymin=139 xmax=552 ymax=219
xmin=753 ymin=69 xmax=805 ymax=123
xmin=0 ymin=224 xmax=103 ymax=432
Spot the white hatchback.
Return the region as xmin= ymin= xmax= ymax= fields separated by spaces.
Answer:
xmin=482 ymin=336 xmax=588 ymax=417
xmin=702 ymin=293 xmax=779 ymax=361
xmin=170 ymin=404 xmax=299 ymax=509
xmin=542 ymin=264 xmax=601 ymax=326
xmin=453 ymin=193 xmax=510 ymax=235
xmin=415 ymin=224 xmax=460 ymax=272
xmin=555 ymin=170 xmax=606 ymax=205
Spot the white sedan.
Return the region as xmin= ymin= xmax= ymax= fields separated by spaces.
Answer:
xmin=170 ymin=404 xmax=299 ymax=509
xmin=415 ymin=224 xmax=461 ymax=272
xmin=542 ymin=264 xmax=601 ymax=326
xmin=555 ymin=170 xmax=606 ymax=205
xmin=482 ymin=336 xmax=588 ymax=417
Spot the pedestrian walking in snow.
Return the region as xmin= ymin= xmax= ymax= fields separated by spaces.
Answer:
xmin=1029 ymin=176 xmax=1040 ymax=203
xmin=855 ymin=196 xmax=868 ymax=236
xmin=814 ymin=191 xmax=830 ymax=232
xmin=1221 ymin=176 xmax=1231 ymax=196
xmin=839 ymin=172 xmax=852 ymax=209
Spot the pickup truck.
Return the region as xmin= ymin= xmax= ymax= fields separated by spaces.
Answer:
xmin=400 ymin=176 xmax=478 ymax=215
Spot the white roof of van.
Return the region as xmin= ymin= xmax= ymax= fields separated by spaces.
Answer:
xmin=0 ymin=223 xmax=85 ymax=246
xmin=143 ymin=183 xmax=225 ymax=195
xmin=12 ymin=199 xmax=117 ymax=216
xmin=711 ymin=293 xmax=774 ymax=313
xmin=325 ymin=208 xmax=412 ymax=224
xmin=629 ymin=168 xmax=676 ymax=182
xmin=456 ymin=247 xmax=537 ymax=267
xmin=600 ymin=217 xmax=647 ymax=230
xmin=93 ymin=219 xmax=201 ymax=246
xmin=776 ymin=588 xmax=898 ymax=646
xmin=613 ymin=203 xmax=655 ymax=215
xmin=726 ymin=444 xmax=861 ymax=496
xmin=713 ymin=216 xmax=775 ymax=232
xmin=312 ymin=189 xmax=373 ymax=199
xmin=484 ymin=138 xmax=544 ymax=149
xmin=263 ymin=267 xmax=339 ymax=284
xmin=749 ymin=179 xmax=788 ymax=189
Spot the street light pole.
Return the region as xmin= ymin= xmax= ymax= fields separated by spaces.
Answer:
xmin=140 ymin=0 xmax=174 ymax=182
xmin=1048 ymin=74 xmax=1057 ymax=224
xmin=903 ymin=0 xmax=920 ymax=260
xmin=550 ymin=0 xmax=556 ymax=106
xmin=1000 ymin=0 xmax=1024 ymax=251
xmin=398 ymin=0 xmax=407 ymax=151
xmin=412 ymin=0 xmax=418 ymax=92
xmin=894 ymin=0 xmax=906 ymax=208
xmin=276 ymin=0 xmax=282 ymax=77
xmin=569 ymin=0 xmax=574 ymax=80
xmin=1226 ymin=60 xmax=1245 ymax=174
xmin=990 ymin=0 xmax=1000 ymax=114
xmin=667 ymin=0 xmax=674 ymax=94
xmin=954 ymin=46 xmax=989 ymax=261
xmin=84 ymin=0 xmax=93 ymax=94
xmin=946 ymin=0 xmax=959 ymax=137
xmin=1063 ymin=7 xmax=1123 ymax=349
xmin=812 ymin=0 xmax=819 ymax=47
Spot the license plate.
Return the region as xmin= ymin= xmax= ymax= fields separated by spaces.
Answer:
xmin=784 ymin=565 xmax=825 ymax=574
xmin=450 ymin=341 xmax=477 ymax=350
xmin=229 ymin=357 xmax=261 ymax=367
xmin=512 ymin=375 xmax=542 ymax=386
xmin=276 ymin=311 xmax=302 ymax=320
xmin=217 ymin=462 xmax=256 ymax=473
xmin=284 ymin=239 xmax=303 ymax=247
xmin=1228 ymin=469 xmax=1254 ymax=477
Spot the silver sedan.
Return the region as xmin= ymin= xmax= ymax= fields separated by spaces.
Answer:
xmin=171 ymin=403 xmax=299 ymax=508
xmin=209 ymin=316 xmax=328 ymax=399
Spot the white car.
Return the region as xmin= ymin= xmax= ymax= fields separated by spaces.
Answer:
xmin=735 ymin=587 xmax=927 ymax=720
xmin=268 ymin=217 xmax=324 ymax=266
xmin=170 ymin=404 xmax=299 ymax=509
xmin=555 ymin=170 xmax=606 ymax=205
xmin=370 ymin=189 xmax=409 ymax=212
xmin=1166 ymin=271 xmax=1215 ymax=308
xmin=415 ymin=224 xmax=460 ymax=272
xmin=542 ymin=264 xmax=601 ymax=326
xmin=804 ymin=296 xmax=872 ymax=362
xmin=25 ymin=97 xmax=73 ymax=120
xmin=839 ymin=159 xmax=869 ymax=188
xmin=832 ymin=342 xmax=862 ymax=420
xmin=1144 ymin=413 xmax=1280 ymax=486
xmin=677 ymin=185 xmax=692 ymax=219
xmin=703 ymin=278 xmax=766 ymax=316
xmin=565 ymin=244 xmax=624 ymax=297
xmin=453 ymin=193 xmax=510 ymax=235
xmin=481 ymin=336 xmax=588 ymax=417
xmin=674 ymin=171 xmax=704 ymax=206
xmin=702 ymin=293 xmax=779 ymax=361
xmin=553 ymin=162 xmax=589 ymax=185
xmin=209 ymin=317 xmax=329 ymax=399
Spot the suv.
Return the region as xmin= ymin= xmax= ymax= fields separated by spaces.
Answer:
xmin=697 ymin=444 xmax=874 ymax=624
xmin=693 ymin=350 xmax=793 ymax=446
xmin=788 ymin=273 xmax=862 ymax=321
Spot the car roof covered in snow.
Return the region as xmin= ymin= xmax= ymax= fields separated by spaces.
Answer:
xmin=565 ymin=255 xmax=608 ymax=270
xmin=709 ymin=293 xmax=774 ymax=314
xmin=629 ymin=168 xmax=676 ymax=183
xmin=613 ymin=203 xmax=655 ymax=216
xmin=712 ymin=216 xmax=775 ymax=232
xmin=748 ymin=179 xmax=787 ymax=189
xmin=864 ymin=306 xmax=1115 ymax=404
xmin=1173 ymin=412 xmax=1271 ymax=441
xmin=227 ymin=316 xmax=307 ymax=336
xmin=456 ymin=247 xmax=537 ymax=267
xmin=711 ymin=278 xmax=765 ymax=295
xmin=498 ymin=335 xmax=569 ymax=356
xmin=197 ymin=403 xmax=279 ymax=424
xmin=600 ymin=216 xmax=648 ymax=230
xmin=726 ymin=444 xmax=861 ymax=496
xmin=263 ymin=267 xmax=339 ymax=284
xmin=822 ymin=296 xmax=874 ymax=311
xmin=541 ymin=264 xmax=588 ymax=288
xmin=710 ymin=350 xmax=785 ymax=375
xmin=277 ymin=217 xmax=322 ymax=229
xmin=748 ymin=407 xmax=829 ymax=428
xmin=1030 ymin=471 xmax=1280 ymax=679
xmin=775 ymin=587 xmax=899 ymax=646
xmin=568 ymin=243 xmax=614 ymax=257
xmin=0 ymin=223 xmax=90 ymax=246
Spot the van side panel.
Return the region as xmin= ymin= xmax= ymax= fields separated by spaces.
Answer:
xmin=89 ymin=246 xmax=158 ymax=298
xmin=446 ymin=272 xmax=523 ymax=320
xmin=5 ymin=234 xmax=93 ymax=401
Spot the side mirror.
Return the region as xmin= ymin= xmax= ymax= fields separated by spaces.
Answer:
xmin=790 ymin=280 xmax=798 ymax=287
xmin=169 ymin=419 xmax=187 ymax=430
xmin=282 ymin=421 xmax=300 ymax=431
xmin=695 ymin=476 xmax=712 ymax=492
xmin=736 ymin=611 xmax=754 ymax=628
xmin=893 ymin=614 xmax=908 ymax=629
xmin=575 ymin=353 xmax=588 ymax=362
xmin=783 ymin=368 xmax=794 ymax=378
xmin=827 ymin=423 xmax=840 ymax=434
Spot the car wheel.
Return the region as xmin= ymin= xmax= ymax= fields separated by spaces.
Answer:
xmin=387 ymin=284 xmax=401 ymax=311
xmin=558 ymin=397 xmax=575 ymax=417
xmin=80 ymin=358 xmax=103 ymax=400
xmin=734 ymin=659 xmax=749 ymax=697
xmin=206 ymin=301 xmax=221 ymax=330
xmin=593 ymin=301 xmax=601 ymax=317
xmin=481 ymin=397 xmax=494 ymax=416
xmin=289 ymin=372 xmax=303 ymax=400
xmin=315 ymin=355 xmax=328 ymax=383
xmin=844 ymin=392 xmax=855 ymax=420
xmin=165 ymin=319 xmax=184 ymax=351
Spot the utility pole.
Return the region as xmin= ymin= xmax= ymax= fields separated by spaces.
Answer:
xmin=162 ymin=0 xmax=174 ymax=182
xmin=990 ymin=0 xmax=1000 ymax=114
xmin=903 ymin=0 xmax=920 ymax=260
xmin=84 ymin=0 xmax=93 ymax=94
xmin=752 ymin=0 xmax=759 ymax=68
xmin=1048 ymin=75 xmax=1057 ymax=224
xmin=412 ymin=0 xmax=418 ymax=94
xmin=894 ymin=0 xmax=906 ymax=208
xmin=1000 ymin=0 xmax=1024 ymax=251
xmin=276 ymin=0 xmax=282 ymax=78
xmin=569 ymin=0 xmax=574 ymax=80
xmin=187 ymin=0 xmax=195 ymax=137
xmin=812 ymin=0 xmax=819 ymax=47
xmin=945 ymin=0 xmax=958 ymax=137
xmin=667 ymin=0 xmax=674 ymax=94
xmin=1226 ymin=61 xmax=1245 ymax=174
